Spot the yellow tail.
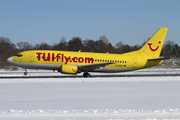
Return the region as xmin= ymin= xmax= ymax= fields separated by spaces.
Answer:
xmin=139 ymin=27 xmax=168 ymax=59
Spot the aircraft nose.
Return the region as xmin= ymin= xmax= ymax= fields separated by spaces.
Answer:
xmin=7 ymin=57 xmax=13 ymax=63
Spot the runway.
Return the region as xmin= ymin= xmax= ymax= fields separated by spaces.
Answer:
xmin=1 ymin=69 xmax=180 ymax=79
xmin=1 ymin=69 xmax=180 ymax=120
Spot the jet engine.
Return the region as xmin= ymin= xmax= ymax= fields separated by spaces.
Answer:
xmin=59 ymin=65 xmax=80 ymax=74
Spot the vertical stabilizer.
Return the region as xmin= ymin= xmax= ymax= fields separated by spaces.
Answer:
xmin=139 ymin=27 xmax=168 ymax=58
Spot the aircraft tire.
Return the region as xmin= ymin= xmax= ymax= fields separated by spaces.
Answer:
xmin=83 ymin=73 xmax=91 ymax=77
xmin=24 ymin=72 xmax=28 ymax=76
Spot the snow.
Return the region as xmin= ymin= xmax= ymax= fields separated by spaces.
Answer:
xmin=0 ymin=69 xmax=180 ymax=120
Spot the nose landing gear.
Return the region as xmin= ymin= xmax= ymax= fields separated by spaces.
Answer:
xmin=24 ymin=69 xmax=28 ymax=76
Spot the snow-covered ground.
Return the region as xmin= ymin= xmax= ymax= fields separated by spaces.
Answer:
xmin=0 ymin=69 xmax=180 ymax=120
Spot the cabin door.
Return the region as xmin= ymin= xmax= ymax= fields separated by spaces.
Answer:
xmin=133 ymin=58 xmax=137 ymax=68
xmin=29 ymin=52 xmax=34 ymax=62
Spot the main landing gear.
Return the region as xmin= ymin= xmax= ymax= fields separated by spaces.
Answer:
xmin=83 ymin=72 xmax=91 ymax=77
xmin=24 ymin=69 xmax=28 ymax=76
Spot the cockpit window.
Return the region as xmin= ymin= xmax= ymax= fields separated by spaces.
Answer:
xmin=15 ymin=54 xmax=23 ymax=57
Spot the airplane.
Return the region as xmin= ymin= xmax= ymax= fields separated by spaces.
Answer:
xmin=7 ymin=27 xmax=168 ymax=77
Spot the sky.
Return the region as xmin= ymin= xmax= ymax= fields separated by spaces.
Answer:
xmin=0 ymin=0 xmax=180 ymax=47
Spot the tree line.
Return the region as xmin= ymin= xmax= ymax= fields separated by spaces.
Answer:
xmin=0 ymin=36 xmax=180 ymax=64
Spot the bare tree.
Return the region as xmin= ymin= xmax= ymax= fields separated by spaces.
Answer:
xmin=99 ymin=35 xmax=109 ymax=45
xmin=0 ymin=37 xmax=17 ymax=62
xmin=94 ymin=40 xmax=107 ymax=53
xmin=82 ymin=39 xmax=96 ymax=52
xmin=52 ymin=37 xmax=67 ymax=50
xmin=114 ymin=42 xmax=124 ymax=54
xmin=162 ymin=40 xmax=175 ymax=57
xmin=17 ymin=42 xmax=33 ymax=51
xmin=68 ymin=37 xmax=83 ymax=51
xmin=172 ymin=44 xmax=180 ymax=57
xmin=33 ymin=43 xmax=51 ymax=50
xmin=131 ymin=44 xmax=141 ymax=51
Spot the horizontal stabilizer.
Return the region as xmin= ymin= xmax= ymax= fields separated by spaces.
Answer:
xmin=148 ymin=57 xmax=170 ymax=61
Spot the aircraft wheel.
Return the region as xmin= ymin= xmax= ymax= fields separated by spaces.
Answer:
xmin=87 ymin=73 xmax=91 ymax=77
xmin=24 ymin=72 xmax=28 ymax=76
xmin=83 ymin=73 xmax=91 ymax=77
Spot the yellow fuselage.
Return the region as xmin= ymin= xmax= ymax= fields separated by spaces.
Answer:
xmin=11 ymin=50 xmax=162 ymax=72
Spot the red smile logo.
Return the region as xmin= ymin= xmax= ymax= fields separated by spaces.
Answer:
xmin=148 ymin=41 xmax=161 ymax=52
xmin=72 ymin=68 xmax=77 ymax=72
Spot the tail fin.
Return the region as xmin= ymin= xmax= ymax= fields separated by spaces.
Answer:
xmin=139 ymin=27 xmax=168 ymax=59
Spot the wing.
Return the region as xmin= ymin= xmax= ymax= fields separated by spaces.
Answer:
xmin=79 ymin=63 xmax=113 ymax=72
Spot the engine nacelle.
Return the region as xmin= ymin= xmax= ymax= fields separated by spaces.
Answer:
xmin=59 ymin=65 xmax=79 ymax=74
